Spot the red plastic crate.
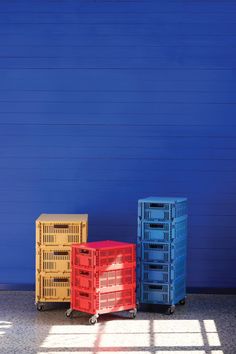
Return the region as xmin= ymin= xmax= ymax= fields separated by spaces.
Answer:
xmin=69 ymin=240 xmax=136 ymax=321
xmin=71 ymin=286 xmax=136 ymax=315
xmin=72 ymin=266 xmax=136 ymax=292
xmin=72 ymin=240 xmax=136 ymax=271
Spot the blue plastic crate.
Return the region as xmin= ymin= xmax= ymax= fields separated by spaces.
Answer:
xmin=141 ymin=283 xmax=170 ymax=304
xmin=137 ymin=216 xmax=187 ymax=243
xmin=137 ymin=257 xmax=186 ymax=284
xmin=138 ymin=197 xmax=187 ymax=222
xmin=137 ymin=276 xmax=186 ymax=305
xmin=137 ymin=239 xmax=186 ymax=263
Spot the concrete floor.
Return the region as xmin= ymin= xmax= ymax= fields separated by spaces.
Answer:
xmin=0 ymin=292 xmax=235 ymax=354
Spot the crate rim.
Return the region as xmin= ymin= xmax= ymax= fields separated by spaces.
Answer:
xmin=138 ymin=197 xmax=187 ymax=204
xmin=36 ymin=214 xmax=88 ymax=223
xmin=72 ymin=240 xmax=136 ymax=251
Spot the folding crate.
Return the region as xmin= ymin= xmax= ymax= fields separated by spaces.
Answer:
xmin=138 ymin=217 xmax=187 ymax=243
xmin=72 ymin=240 xmax=136 ymax=271
xmin=36 ymin=214 xmax=88 ymax=247
xmin=137 ymin=256 xmax=185 ymax=284
xmin=137 ymin=239 xmax=186 ymax=263
xmin=138 ymin=276 xmax=186 ymax=306
xmin=67 ymin=240 xmax=137 ymax=323
xmin=138 ymin=197 xmax=187 ymax=222
xmin=71 ymin=286 xmax=136 ymax=315
xmin=35 ymin=274 xmax=70 ymax=303
xmin=36 ymin=246 xmax=71 ymax=274
xmin=72 ymin=266 xmax=136 ymax=292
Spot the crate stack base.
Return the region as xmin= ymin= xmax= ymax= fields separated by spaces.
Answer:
xmin=137 ymin=197 xmax=187 ymax=314
xmin=35 ymin=214 xmax=88 ymax=311
xmin=67 ymin=240 xmax=136 ymax=324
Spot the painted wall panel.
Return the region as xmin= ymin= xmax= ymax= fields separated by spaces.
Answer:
xmin=0 ymin=0 xmax=235 ymax=288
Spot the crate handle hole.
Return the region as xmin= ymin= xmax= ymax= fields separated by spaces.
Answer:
xmin=79 ymin=292 xmax=89 ymax=297
xmin=79 ymin=249 xmax=89 ymax=254
xmin=53 ymin=251 xmax=69 ymax=256
xmin=149 ymin=244 xmax=164 ymax=249
xmin=149 ymin=265 xmax=163 ymax=270
xmin=54 ymin=278 xmax=68 ymax=282
xmin=54 ymin=224 xmax=69 ymax=229
xmin=149 ymin=285 xmax=163 ymax=290
xmin=149 ymin=203 xmax=164 ymax=208
xmin=149 ymin=223 xmax=164 ymax=229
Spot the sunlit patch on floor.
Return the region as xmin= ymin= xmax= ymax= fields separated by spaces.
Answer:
xmin=0 ymin=321 xmax=12 ymax=337
xmin=40 ymin=319 xmax=223 ymax=351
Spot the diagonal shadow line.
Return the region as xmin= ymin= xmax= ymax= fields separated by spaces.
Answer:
xmin=149 ymin=318 xmax=155 ymax=354
xmin=199 ymin=319 xmax=211 ymax=353
xmin=200 ymin=319 xmax=224 ymax=354
xmin=92 ymin=321 xmax=106 ymax=354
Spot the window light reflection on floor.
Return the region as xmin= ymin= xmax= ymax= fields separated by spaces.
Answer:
xmin=39 ymin=319 xmax=222 ymax=352
xmin=203 ymin=320 xmax=221 ymax=346
xmin=153 ymin=319 xmax=204 ymax=347
xmin=0 ymin=321 xmax=12 ymax=337
xmin=49 ymin=320 xmax=150 ymax=334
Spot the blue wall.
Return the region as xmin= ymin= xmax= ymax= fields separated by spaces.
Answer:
xmin=0 ymin=1 xmax=235 ymax=289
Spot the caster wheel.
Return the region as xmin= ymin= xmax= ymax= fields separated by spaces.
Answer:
xmin=166 ymin=305 xmax=175 ymax=315
xmin=179 ymin=299 xmax=186 ymax=305
xmin=129 ymin=308 xmax=137 ymax=319
xmin=89 ymin=316 xmax=98 ymax=325
xmin=65 ymin=308 xmax=73 ymax=318
xmin=37 ymin=304 xmax=44 ymax=312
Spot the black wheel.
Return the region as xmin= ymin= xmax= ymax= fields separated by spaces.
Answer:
xmin=179 ymin=298 xmax=186 ymax=305
xmin=166 ymin=305 xmax=175 ymax=315
xmin=37 ymin=304 xmax=44 ymax=312
xmin=65 ymin=309 xmax=73 ymax=318
xmin=89 ymin=316 xmax=97 ymax=325
xmin=129 ymin=309 xmax=137 ymax=319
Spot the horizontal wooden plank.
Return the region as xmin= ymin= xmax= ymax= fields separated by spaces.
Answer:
xmin=0 ymin=204 xmax=236 ymax=224
xmin=1 ymin=22 xmax=236 ymax=36
xmin=1 ymin=136 xmax=236 ymax=151
xmin=1 ymin=167 xmax=236 ymax=182
xmin=1 ymin=44 xmax=236 ymax=58
xmin=1 ymin=146 xmax=236 ymax=159
xmin=1 ymin=1 xmax=236 ymax=15
xmin=1 ymin=123 xmax=236 ymax=136
xmin=1 ymin=203 xmax=236 ymax=222
xmin=0 ymin=69 xmax=234 ymax=88
xmin=1 ymin=90 xmax=236 ymax=102
xmin=1 ymin=33 xmax=236 ymax=46
xmin=0 ymin=90 xmax=235 ymax=99
xmin=0 ymin=59 xmax=236 ymax=68
xmin=1 ymin=135 xmax=236 ymax=147
xmin=0 ymin=184 xmax=235 ymax=202
xmin=0 ymin=156 xmax=236 ymax=171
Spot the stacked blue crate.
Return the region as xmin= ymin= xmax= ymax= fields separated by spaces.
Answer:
xmin=137 ymin=197 xmax=187 ymax=314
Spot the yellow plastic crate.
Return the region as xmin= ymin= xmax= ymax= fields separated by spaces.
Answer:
xmin=36 ymin=214 xmax=88 ymax=246
xmin=36 ymin=246 xmax=71 ymax=274
xmin=36 ymin=274 xmax=71 ymax=303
